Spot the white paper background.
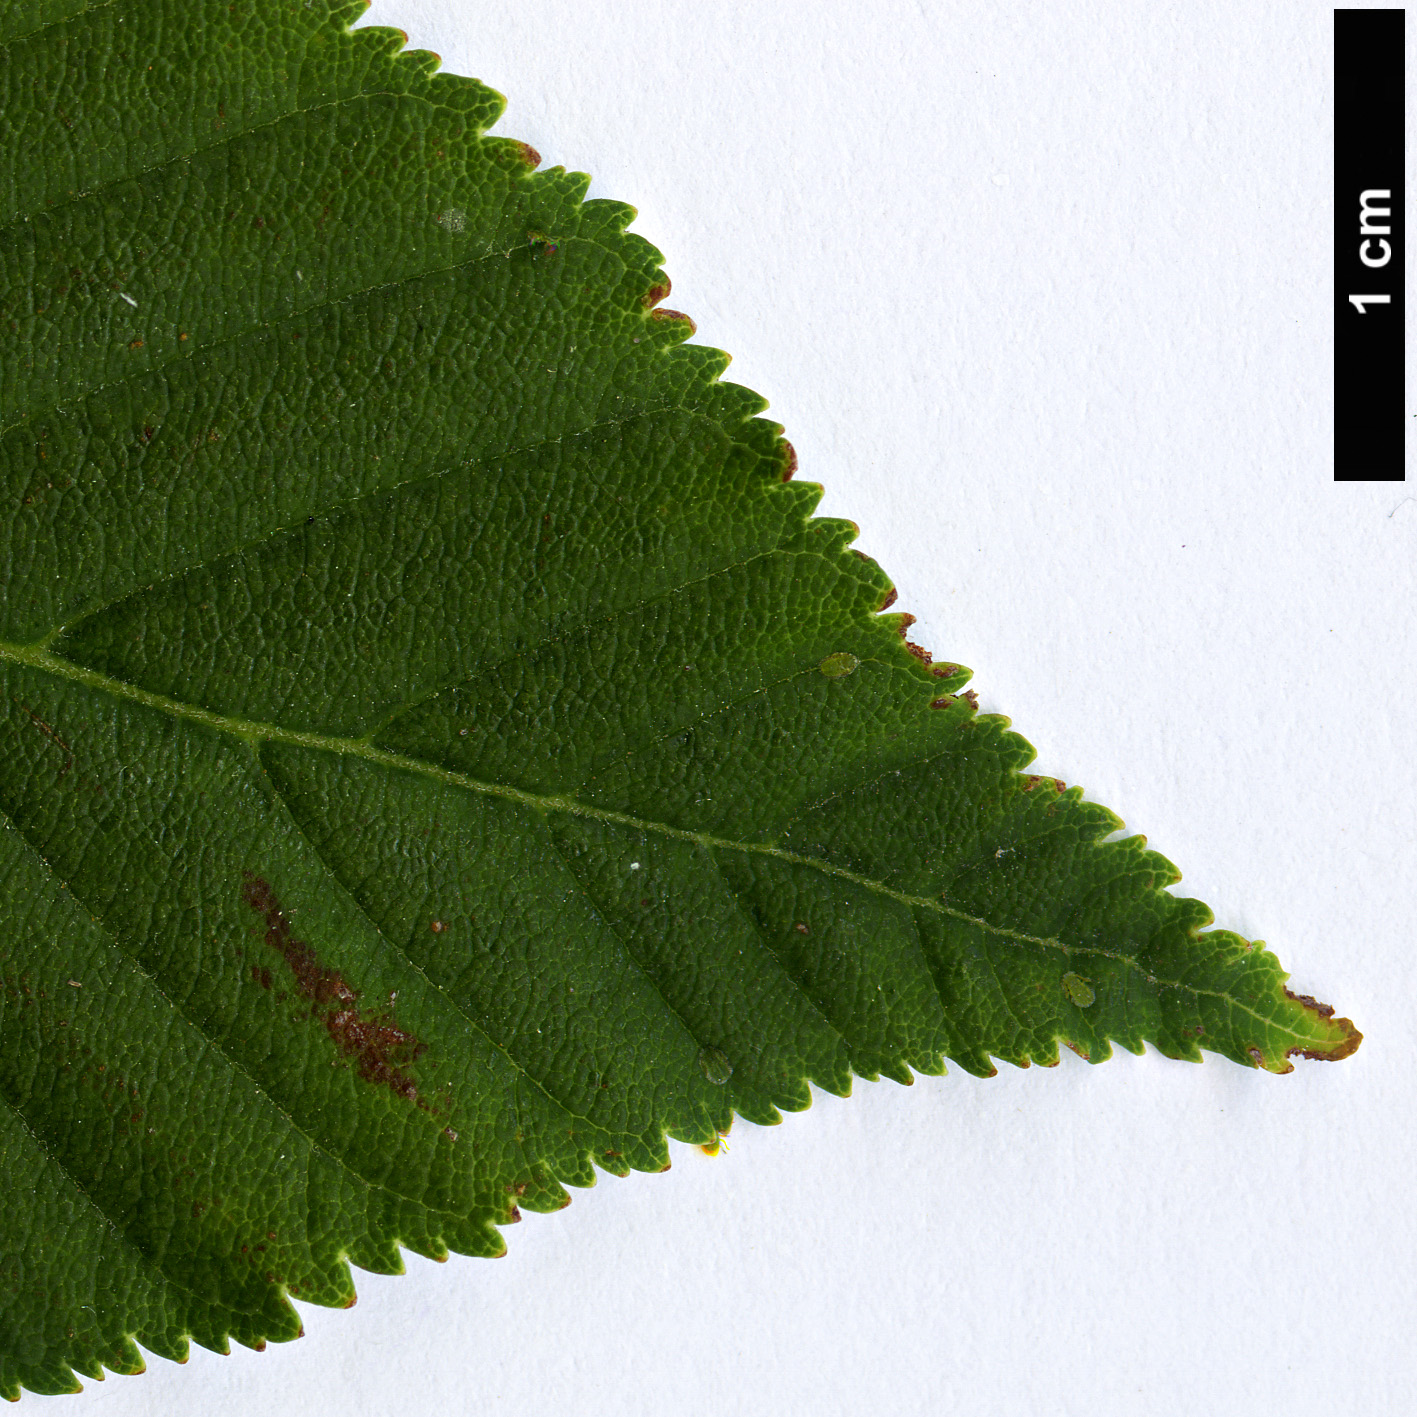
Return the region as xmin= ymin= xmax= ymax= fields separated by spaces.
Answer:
xmin=46 ymin=2 xmax=1414 ymax=1413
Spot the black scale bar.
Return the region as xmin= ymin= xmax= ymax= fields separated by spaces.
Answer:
xmin=1335 ymin=8 xmax=1405 ymax=480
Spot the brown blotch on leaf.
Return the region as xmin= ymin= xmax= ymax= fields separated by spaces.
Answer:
xmin=642 ymin=277 xmax=671 ymax=309
xmin=429 ymin=919 xmax=447 ymax=934
xmin=929 ymin=696 xmax=953 ymax=710
xmin=878 ymin=586 xmax=898 ymax=612
xmin=904 ymin=641 xmax=932 ymax=665
xmin=651 ymin=308 xmax=696 ymax=335
xmin=779 ymin=440 xmax=798 ymax=482
xmin=241 ymin=873 xmax=429 ymax=1104
xmin=959 ymin=689 xmax=979 ymax=710
xmin=793 ymin=923 xmax=810 ymax=935
xmin=1282 ymin=989 xmax=1363 ymax=1062
xmin=932 ymin=662 xmax=958 ymax=679
xmin=517 ymin=142 xmax=541 ymax=169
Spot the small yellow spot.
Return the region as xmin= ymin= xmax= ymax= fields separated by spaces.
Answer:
xmin=818 ymin=652 xmax=859 ymax=679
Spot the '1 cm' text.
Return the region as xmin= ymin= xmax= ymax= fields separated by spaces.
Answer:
xmin=1349 ymin=189 xmax=1394 ymax=314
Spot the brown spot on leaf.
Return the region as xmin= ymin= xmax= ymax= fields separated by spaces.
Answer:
xmin=904 ymin=641 xmax=931 ymax=665
xmin=959 ymin=689 xmax=979 ymax=710
xmin=429 ymin=919 xmax=447 ymax=934
xmin=241 ymin=873 xmax=428 ymax=1103
xmin=794 ymin=923 xmax=810 ymax=935
xmin=642 ymin=277 xmax=671 ymax=309
xmin=517 ymin=142 xmax=541 ymax=168
xmin=878 ymin=586 xmax=898 ymax=612
xmin=932 ymin=663 xmax=959 ymax=679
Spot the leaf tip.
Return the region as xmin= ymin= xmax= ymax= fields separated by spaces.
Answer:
xmin=1282 ymin=988 xmax=1364 ymax=1063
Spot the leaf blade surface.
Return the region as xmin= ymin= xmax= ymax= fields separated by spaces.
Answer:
xmin=0 ymin=0 xmax=1358 ymax=1397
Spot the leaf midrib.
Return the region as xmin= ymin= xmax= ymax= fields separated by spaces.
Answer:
xmin=0 ymin=634 xmax=1328 ymax=1042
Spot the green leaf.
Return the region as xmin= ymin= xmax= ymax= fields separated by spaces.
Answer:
xmin=0 ymin=0 xmax=1359 ymax=1397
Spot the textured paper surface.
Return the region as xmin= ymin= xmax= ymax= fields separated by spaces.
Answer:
xmin=48 ymin=2 xmax=1412 ymax=1413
